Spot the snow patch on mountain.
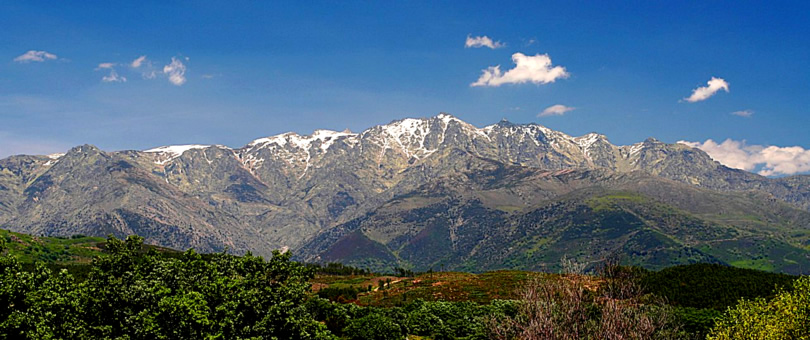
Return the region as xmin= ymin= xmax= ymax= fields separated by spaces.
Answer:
xmin=574 ymin=133 xmax=603 ymax=160
xmin=248 ymin=130 xmax=358 ymax=152
xmin=145 ymin=145 xmax=213 ymax=164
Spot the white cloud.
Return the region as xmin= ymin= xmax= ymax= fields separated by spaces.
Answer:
xmin=471 ymin=52 xmax=569 ymax=87
xmin=678 ymin=139 xmax=810 ymax=176
xmin=95 ymin=63 xmax=126 ymax=83
xmin=131 ymin=56 xmax=157 ymax=79
xmin=13 ymin=50 xmax=58 ymax=63
xmin=102 ymin=70 xmax=126 ymax=83
xmin=731 ymin=109 xmax=754 ymax=117
xmin=131 ymin=55 xmax=147 ymax=68
xmin=163 ymin=57 xmax=187 ymax=86
xmin=539 ymin=104 xmax=575 ymax=117
xmin=465 ymin=35 xmax=505 ymax=49
xmin=683 ymin=77 xmax=729 ymax=103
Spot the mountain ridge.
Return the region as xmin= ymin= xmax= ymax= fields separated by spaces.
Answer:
xmin=1 ymin=113 xmax=808 ymax=270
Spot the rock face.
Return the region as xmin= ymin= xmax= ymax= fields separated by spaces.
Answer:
xmin=1 ymin=113 xmax=809 ymax=268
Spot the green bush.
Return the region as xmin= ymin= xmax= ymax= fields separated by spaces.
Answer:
xmin=342 ymin=312 xmax=407 ymax=340
xmin=708 ymin=276 xmax=810 ymax=340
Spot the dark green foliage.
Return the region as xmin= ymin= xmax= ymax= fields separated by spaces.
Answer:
xmin=672 ymin=307 xmax=724 ymax=339
xmin=0 ymin=235 xmax=333 ymax=339
xmin=642 ymin=263 xmax=797 ymax=310
xmin=400 ymin=299 xmax=516 ymax=339
xmin=342 ymin=312 xmax=407 ymax=340
xmin=303 ymin=296 xmax=517 ymax=340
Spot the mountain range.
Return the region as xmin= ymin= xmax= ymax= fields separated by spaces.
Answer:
xmin=1 ymin=113 xmax=809 ymax=273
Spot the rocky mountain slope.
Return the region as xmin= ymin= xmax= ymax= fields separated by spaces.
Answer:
xmin=1 ymin=113 xmax=808 ymax=268
xmin=296 ymin=163 xmax=810 ymax=274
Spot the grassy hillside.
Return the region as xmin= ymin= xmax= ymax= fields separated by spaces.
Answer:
xmin=0 ymin=228 xmax=182 ymax=264
xmin=0 ymin=229 xmax=106 ymax=264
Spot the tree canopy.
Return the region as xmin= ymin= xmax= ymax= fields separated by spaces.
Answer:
xmin=0 ymin=235 xmax=333 ymax=339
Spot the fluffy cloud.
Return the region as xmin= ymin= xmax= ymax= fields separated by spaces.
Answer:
xmin=539 ymin=104 xmax=575 ymax=117
xmin=678 ymin=139 xmax=810 ymax=176
xmin=131 ymin=55 xmax=147 ymax=68
xmin=731 ymin=109 xmax=754 ymax=117
xmin=13 ymin=50 xmax=58 ymax=63
xmin=683 ymin=77 xmax=729 ymax=102
xmin=163 ymin=57 xmax=187 ymax=86
xmin=96 ymin=63 xmax=115 ymax=69
xmin=471 ymin=52 xmax=569 ymax=87
xmin=465 ymin=35 xmax=505 ymax=49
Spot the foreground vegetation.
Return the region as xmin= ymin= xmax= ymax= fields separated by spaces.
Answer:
xmin=1 ymin=231 xmax=808 ymax=339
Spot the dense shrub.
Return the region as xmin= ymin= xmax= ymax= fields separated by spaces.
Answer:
xmin=708 ymin=276 xmax=810 ymax=340
xmin=303 ymin=297 xmax=517 ymax=340
xmin=672 ymin=307 xmax=724 ymax=339
xmin=317 ymin=286 xmax=364 ymax=302
xmin=342 ymin=312 xmax=407 ymax=340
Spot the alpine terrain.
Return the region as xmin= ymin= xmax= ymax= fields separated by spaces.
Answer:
xmin=1 ymin=114 xmax=809 ymax=273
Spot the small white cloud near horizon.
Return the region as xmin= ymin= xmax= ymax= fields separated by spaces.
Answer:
xmin=471 ymin=52 xmax=569 ymax=87
xmin=465 ymin=35 xmax=505 ymax=49
xmin=102 ymin=70 xmax=126 ymax=83
xmin=95 ymin=63 xmax=126 ymax=83
xmin=14 ymin=50 xmax=58 ymax=63
xmin=163 ymin=57 xmax=187 ymax=86
xmin=539 ymin=104 xmax=575 ymax=117
xmin=131 ymin=55 xmax=157 ymax=79
xmin=679 ymin=139 xmax=810 ymax=176
xmin=131 ymin=55 xmax=147 ymax=68
xmin=683 ymin=77 xmax=729 ymax=103
xmin=731 ymin=109 xmax=754 ymax=117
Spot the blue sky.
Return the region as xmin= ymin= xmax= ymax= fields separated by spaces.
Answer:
xmin=2 ymin=1 xmax=809 ymax=175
